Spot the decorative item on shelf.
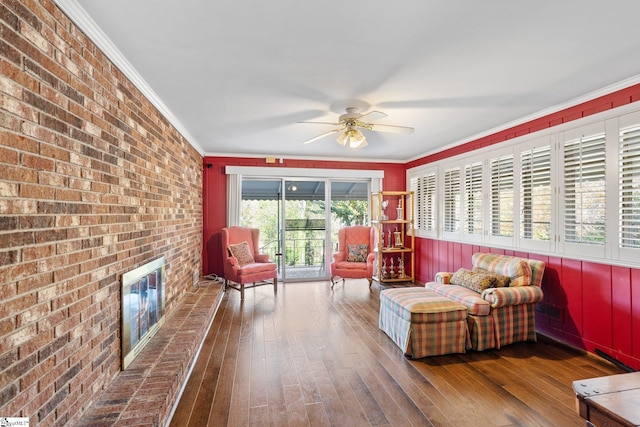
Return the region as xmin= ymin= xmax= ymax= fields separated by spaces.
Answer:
xmin=387 ymin=229 xmax=393 ymax=248
xmin=398 ymin=257 xmax=405 ymax=278
xmin=389 ymin=257 xmax=395 ymax=278
xmin=394 ymin=228 xmax=403 ymax=247
xmin=382 ymin=258 xmax=387 ymax=279
xmin=396 ymin=207 xmax=403 ymax=220
xmin=381 ymin=200 xmax=389 ymax=220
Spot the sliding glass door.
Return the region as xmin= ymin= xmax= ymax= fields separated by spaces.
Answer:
xmin=240 ymin=177 xmax=370 ymax=282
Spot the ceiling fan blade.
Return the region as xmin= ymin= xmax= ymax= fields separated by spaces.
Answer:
xmin=370 ymin=123 xmax=414 ymax=134
xmin=358 ymin=110 xmax=387 ymax=122
xmin=302 ymin=129 xmax=341 ymax=144
xmin=298 ymin=121 xmax=341 ymax=126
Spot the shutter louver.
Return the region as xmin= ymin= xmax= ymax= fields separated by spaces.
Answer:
xmin=409 ymin=172 xmax=436 ymax=233
xmin=521 ymin=145 xmax=551 ymax=241
xmin=464 ymin=162 xmax=483 ymax=235
xmin=444 ymin=167 xmax=460 ymax=233
xmin=424 ymin=173 xmax=436 ymax=232
xmin=490 ymin=154 xmax=514 ymax=237
xmin=409 ymin=176 xmax=421 ymax=229
xmin=619 ymin=124 xmax=640 ymax=249
xmin=564 ymin=132 xmax=606 ymax=245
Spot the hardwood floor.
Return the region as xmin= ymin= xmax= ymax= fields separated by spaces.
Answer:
xmin=169 ymin=280 xmax=623 ymax=427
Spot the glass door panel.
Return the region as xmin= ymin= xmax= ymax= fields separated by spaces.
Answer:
xmin=329 ymin=181 xmax=370 ymax=257
xmin=240 ymin=179 xmax=283 ymax=280
xmin=283 ymin=180 xmax=327 ymax=281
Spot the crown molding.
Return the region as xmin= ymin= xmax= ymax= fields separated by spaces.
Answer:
xmin=53 ymin=0 xmax=205 ymax=156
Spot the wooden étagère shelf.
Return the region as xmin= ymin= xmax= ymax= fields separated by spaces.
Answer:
xmin=371 ymin=191 xmax=415 ymax=284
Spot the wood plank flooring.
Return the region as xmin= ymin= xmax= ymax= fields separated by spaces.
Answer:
xmin=169 ymin=280 xmax=623 ymax=427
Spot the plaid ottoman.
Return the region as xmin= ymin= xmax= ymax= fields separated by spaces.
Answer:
xmin=379 ymin=287 xmax=469 ymax=358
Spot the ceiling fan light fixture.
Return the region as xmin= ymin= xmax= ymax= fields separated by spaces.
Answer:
xmin=349 ymin=129 xmax=367 ymax=148
xmin=336 ymin=131 xmax=348 ymax=146
xmin=336 ymin=128 xmax=367 ymax=149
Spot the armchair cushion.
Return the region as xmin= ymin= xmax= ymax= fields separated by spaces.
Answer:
xmin=425 ymin=282 xmax=491 ymax=315
xmin=347 ymin=244 xmax=369 ymax=262
xmin=228 ymin=241 xmax=255 ymax=266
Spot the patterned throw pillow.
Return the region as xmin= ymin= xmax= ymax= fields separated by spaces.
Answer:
xmin=472 ymin=268 xmax=511 ymax=288
xmin=228 ymin=241 xmax=255 ymax=266
xmin=347 ymin=244 xmax=368 ymax=262
xmin=450 ymin=268 xmax=496 ymax=293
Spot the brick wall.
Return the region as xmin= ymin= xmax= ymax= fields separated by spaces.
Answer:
xmin=0 ymin=1 xmax=203 ymax=425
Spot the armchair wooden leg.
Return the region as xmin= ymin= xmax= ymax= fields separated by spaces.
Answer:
xmin=330 ymin=276 xmax=344 ymax=289
xmin=274 ymin=277 xmax=277 ymax=293
xmin=240 ymin=284 xmax=244 ymax=300
xmin=368 ymin=278 xmax=373 ymax=287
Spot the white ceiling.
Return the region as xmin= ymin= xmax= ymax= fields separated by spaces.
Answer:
xmin=58 ymin=0 xmax=640 ymax=162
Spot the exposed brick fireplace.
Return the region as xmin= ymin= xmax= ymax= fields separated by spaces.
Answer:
xmin=0 ymin=1 xmax=203 ymax=425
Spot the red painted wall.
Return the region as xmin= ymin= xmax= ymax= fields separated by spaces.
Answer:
xmin=202 ymin=157 xmax=406 ymax=276
xmin=411 ymin=83 xmax=640 ymax=371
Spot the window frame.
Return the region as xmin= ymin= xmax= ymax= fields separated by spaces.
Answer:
xmin=617 ymin=110 xmax=640 ymax=262
xmin=486 ymin=146 xmax=516 ymax=248
xmin=517 ymin=135 xmax=555 ymax=253
xmin=407 ymin=166 xmax=438 ymax=238
xmin=558 ymin=121 xmax=608 ymax=259
xmin=462 ymin=155 xmax=484 ymax=243
xmin=441 ymin=163 xmax=462 ymax=240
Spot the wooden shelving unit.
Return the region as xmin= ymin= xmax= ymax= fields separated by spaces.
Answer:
xmin=371 ymin=191 xmax=414 ymax=284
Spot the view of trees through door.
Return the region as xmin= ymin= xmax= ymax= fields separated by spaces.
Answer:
xmin=240 ymin=179 xmax=369 ymax=281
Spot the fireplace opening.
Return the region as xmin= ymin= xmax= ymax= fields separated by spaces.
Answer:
xmin=121 ymin=256 xmax=166 ymax=369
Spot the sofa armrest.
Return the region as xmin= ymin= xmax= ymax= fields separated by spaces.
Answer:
xmin=435 ymin=272 xmax=453 ymax=284
xmin=333 ymin=252 xmax=346 ymax=263
xmin=481 ymin=286 xmax=544 ymax=308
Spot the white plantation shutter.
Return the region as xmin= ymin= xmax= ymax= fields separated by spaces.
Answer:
xmin=423 ymin=173 xmax=436 ymax=232
xmin=520 ymin=145 xmax=551 ymax=241
xmin=464 ymin=161 xmax=483 ymax=237
xmin=619 ymin=123 xmax=640 ymax=249
xmin=408 ymin=170 xmax=436 ymax=236
xmin=409 ymin=175 xmax=421 ymax=228
xmin=443 ymin=167 xmax=460 ymax=233
xmin=563 ymin=131 xmax=606 ymax=245
xmin=490 ymin=154 xmax=514 ymax=237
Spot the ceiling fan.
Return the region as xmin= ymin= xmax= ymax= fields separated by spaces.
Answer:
xmin=299 ymin=107 xmax=414 ymax=148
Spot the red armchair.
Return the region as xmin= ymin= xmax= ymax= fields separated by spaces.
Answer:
xmin=330 ymin=225 xmax=375 ymax=288
xmin=221 ymin=226 xmax=277 ymax=299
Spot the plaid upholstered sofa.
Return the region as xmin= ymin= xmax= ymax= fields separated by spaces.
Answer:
xmin=425 ymin=252 xmax=545 ymax=351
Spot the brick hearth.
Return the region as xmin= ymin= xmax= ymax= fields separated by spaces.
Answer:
xmin=76 ymin=281 xmax=223 ymax=426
